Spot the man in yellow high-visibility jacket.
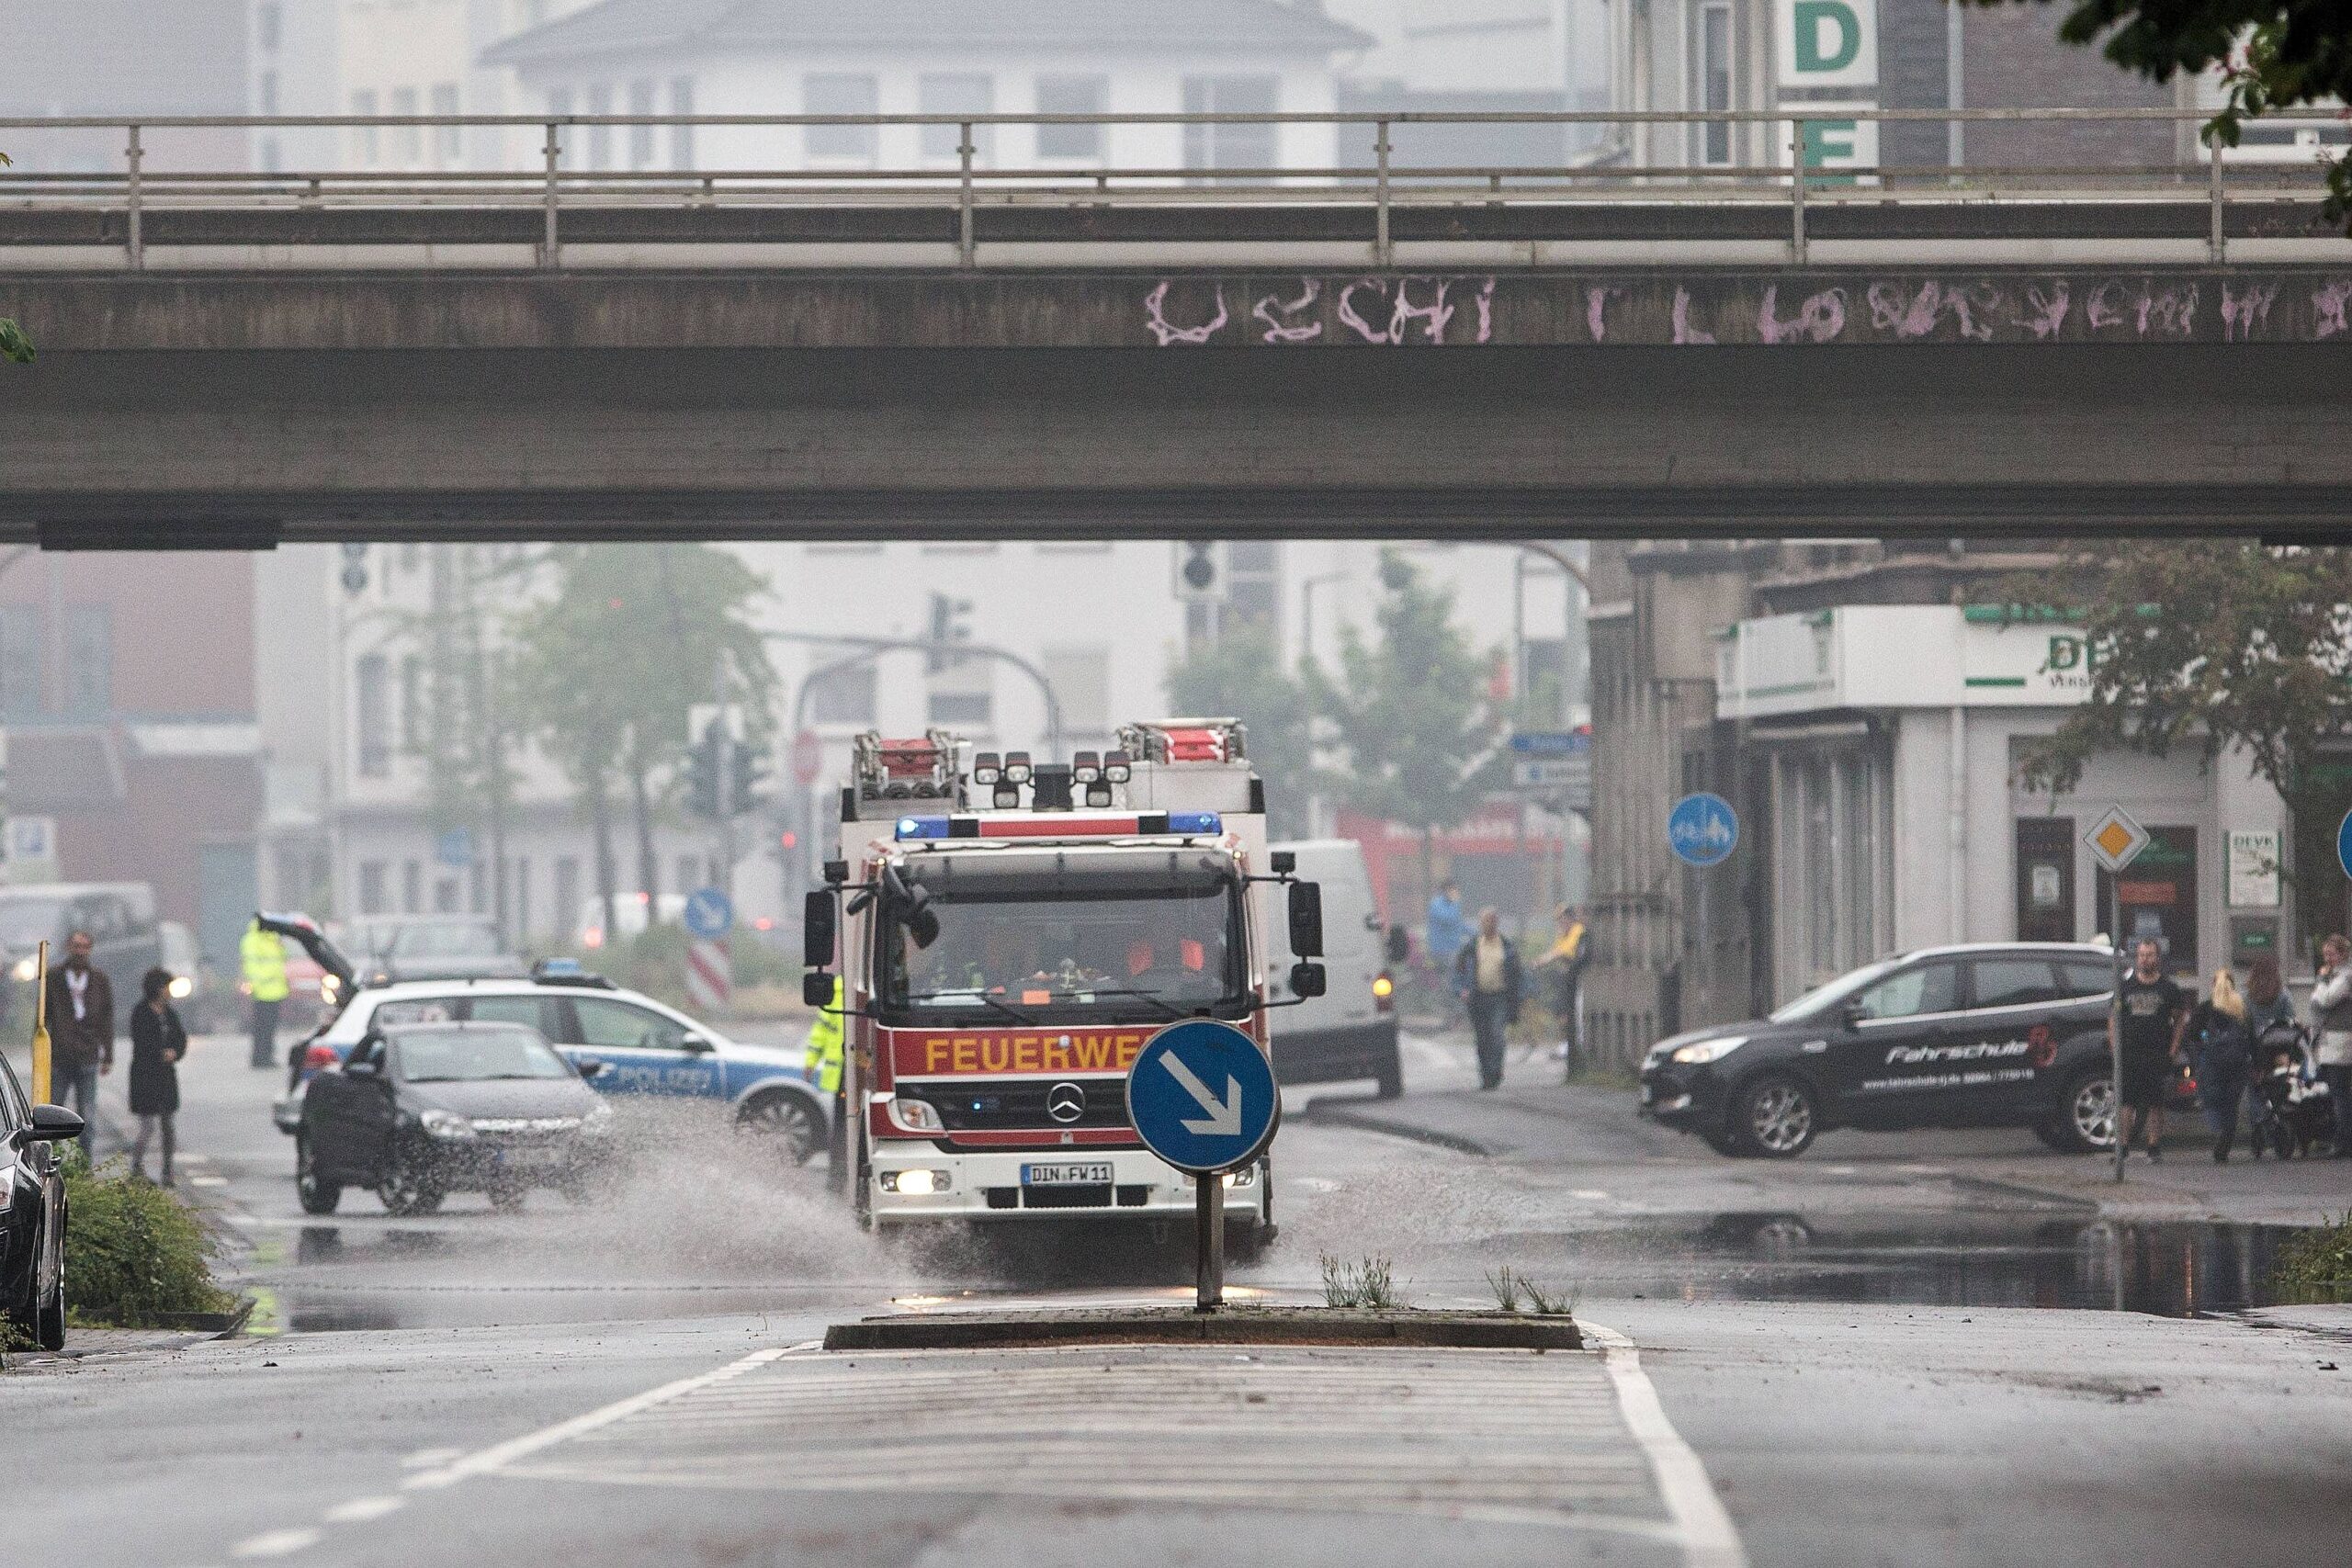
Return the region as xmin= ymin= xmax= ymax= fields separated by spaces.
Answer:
xmin=807 ymin=976 xmax=847 ymax=1190
xmin=242 ymin=919 xmax=289 ymax=1069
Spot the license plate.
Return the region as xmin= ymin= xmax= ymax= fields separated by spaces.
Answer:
xmin=1022 ymin=1162 xmax=1113 ymax=1186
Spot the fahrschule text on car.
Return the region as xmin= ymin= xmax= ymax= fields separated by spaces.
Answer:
xmin=1638 ymin=942 xmax=2194 ymax=1159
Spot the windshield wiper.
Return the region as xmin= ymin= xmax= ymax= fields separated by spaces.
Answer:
xmin=905 ymin=988 xmax=1040 ymax=1027
xmin=1048 ymin=987 xmax=1192 ymax=1021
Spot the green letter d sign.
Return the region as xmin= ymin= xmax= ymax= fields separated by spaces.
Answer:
xmin=1794 ymin=0 xmax=1861 ymax=73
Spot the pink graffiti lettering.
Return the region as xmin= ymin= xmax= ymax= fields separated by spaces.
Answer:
xmin=1670 ymin=288 xmax=1716 ymax=345
xmin=1757 ymin=285 xmax=1848 ymax=344
xmin=1866 ymin=281 xmax=1992 ymax=342
xmin=1142 ymin=281 xmax=1229 ymax=346
xmin=2085 ymin=280 xmax=2129 ymax=333
xmin=2313 ymin=278 xmax=2352 ymax=341
xmin=1586 ymin=286 xmax=1622 ymax=344
xmin=1388 ymin=277 xmax=1458 ymax=344
xmin=1336 ymin=278 xmax=1392 ymax=344
xmin=2017 ymin=281 xmax=2072 ymax=341
xmin=1329 ymin=276 xmax=1496 ymax=344
xmin=2133 ymin=284 xmax=2199 ymax=337
xmin=2219 ymin=281 xmax=2280 ymax=343
xmin=1251 ymin=279 xmax=1324 ymax=344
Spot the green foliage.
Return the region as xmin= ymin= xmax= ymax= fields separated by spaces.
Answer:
xmin=2004 ymin=546 xmax=2352 ymax=876
xmin=2271 ymin=1209 xmax=2352 ymax=1292
xmin=1319 ymin=1253 xmax=1399 ymax=1309
xmin=1 ymin=150 xmax=28 ymax=364
xmin=1976 ymin=3 xmax=2352 ymax=223
xmin=62 ymin=1156 xmax=237 ymax=1327
xmin=1486 ymin=1266 xmax=1578 ymax=1315
xmin=1162 ymin=628 xmax=1318 ymax=837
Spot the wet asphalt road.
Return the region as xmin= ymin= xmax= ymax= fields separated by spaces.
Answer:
xmin=6 ymin=1030 xmax=2351 ymax=1567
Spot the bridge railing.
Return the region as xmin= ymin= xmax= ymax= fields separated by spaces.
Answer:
xmin=0 ymin=109 xmax=2344 ymax=268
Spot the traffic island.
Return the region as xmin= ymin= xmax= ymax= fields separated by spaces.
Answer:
xmin=822 ymin=1304 xmax=1582 ymax=1352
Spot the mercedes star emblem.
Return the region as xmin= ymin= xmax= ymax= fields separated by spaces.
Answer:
xmin=1046 ymin=1082 xmax=1087 ymax=1123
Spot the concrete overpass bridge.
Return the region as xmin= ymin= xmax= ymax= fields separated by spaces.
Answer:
xmin=2 ymin=110 xmax=2347 ymax=544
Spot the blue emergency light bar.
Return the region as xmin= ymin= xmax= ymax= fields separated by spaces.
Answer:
xmin=895 ymin=811 xmax=1222 ymax=841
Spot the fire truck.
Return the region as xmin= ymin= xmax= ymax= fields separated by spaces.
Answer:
xmin=800 ymin=719 xmax=1326 ymax=1251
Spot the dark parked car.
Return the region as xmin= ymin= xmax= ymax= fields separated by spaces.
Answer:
xmin=1639 ymin=942 xmax=2192 ymax=1159
xmin=2 ymin=1051 xmax=83 ymax=1350
xmin=340 ymin=916 xmax=527 ymax=987
xmin=0 ymin=882 xmax=163 ymax=1030
xmin=296 ymin=1021 xmax=616 ymax=1216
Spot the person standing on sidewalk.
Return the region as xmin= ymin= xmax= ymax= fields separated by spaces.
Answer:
xmin=2309 ymin=932 xmax=2352 ymax=1158
xmin=1538 ymin=905 xmax=1590 ymax=1073
xmin=241 ymin=917 xmax=288 ymax=1069
xmin=2187 ymin=968 xmax=2253 ymax=1162
xmin=2242 ymin=955 xmax=2296 ymax=1154
xmin=128 ymin=966 xmax=188 ymax=1185
xmin=42 ymin=930 xmax=115 ymax=1159
xmin=1453 ymin=907 xmax=1523 ymax=1091
xmin=2113 ymin=937 xmax=2189 ymax=1161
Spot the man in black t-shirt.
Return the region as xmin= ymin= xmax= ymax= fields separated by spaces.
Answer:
xmin=2113 ymin=937 xmax=2189 ymax=1159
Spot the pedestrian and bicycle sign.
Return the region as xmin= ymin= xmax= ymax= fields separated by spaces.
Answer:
xmin=1668 ymin=792 xmax=1739 ymax=867
xmin=1125 ymin=1019 xmax=1278 ymax=1174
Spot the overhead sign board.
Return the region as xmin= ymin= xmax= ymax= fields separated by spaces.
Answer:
xmin=1668 ymin=793 xmax=1739 ymax=868
xmin=1509 ymin=730 xmax=1591 ymax=758
xmin=1125 ymin=1019 xmax=1278 ymax=1175
xmin=2086 ymin=806 xmax=2151 ymax=874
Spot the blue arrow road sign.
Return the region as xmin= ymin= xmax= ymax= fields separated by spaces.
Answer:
xmin=683 ymin=886 xmax=734 ymax=940
xmin=1125 ymin=1019 xmax=1279 ymax=1174
xmin=1668 ymin=792 xmax=1739 ymax=868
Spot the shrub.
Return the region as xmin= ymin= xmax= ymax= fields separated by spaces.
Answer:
xmin=1319 ymin=1254 xmax=1398 ymax=1310
xmin=62 ymin=1156 xmax=237 ymax=1326
xmin=2272 ymin=1211 xmax=2352 ymax=1296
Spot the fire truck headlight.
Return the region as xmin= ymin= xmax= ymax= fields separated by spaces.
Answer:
xmin=881 ymin=1168 xmax=949 ymax=1195
xmin=1084 ymin=784 xmax=1114 ymax=807
xmin=1102 ymin=750 xmax=1132 ymax=784
xmin=890 ymin=1097 xmax=944 ymax=1133
xmin=1003 ymin=752 xmax=1033 ymax=784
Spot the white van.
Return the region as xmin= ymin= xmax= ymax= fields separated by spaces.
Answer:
xmin=1266 ymin=840 xmax=1403 ymax=1097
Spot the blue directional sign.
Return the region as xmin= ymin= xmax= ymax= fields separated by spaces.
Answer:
xmin=1125 ymin=1019 xmax=1279 ymax=1175
xmin=2338 ymin=808 xmax=2352 ymax=882
xmin=1510 ymin=729 xmax=1592 ymax=758
xmin=1668 ymin=792 xmax=1739 ymax=868
xmin=683 ymin=886 xmax=734 ymax=941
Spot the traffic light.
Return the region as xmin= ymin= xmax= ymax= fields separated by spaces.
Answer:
xmin=730 ymin=740 xmax=768 ymax=815
xmin=684 ymin=721 xmax=723 ymax=819
xmin=926 ymin=592 xmax=973 ymax=673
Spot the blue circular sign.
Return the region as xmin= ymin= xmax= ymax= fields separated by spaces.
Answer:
xmin=683 ymin=886 xmax=733 ymax=940
xmin=2338 ymin=808 xmax=2352 ymax=883
xmin=1125 ymin=1020 xmax=1279 ymax=1175
xmin=1668 ymin=792 xmax=1739 ymax=868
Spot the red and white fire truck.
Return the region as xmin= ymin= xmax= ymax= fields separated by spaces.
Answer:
xmin=801 ymin=719 xmax=1325 ymax=1252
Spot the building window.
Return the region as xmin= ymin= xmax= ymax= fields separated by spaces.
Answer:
xmin=669 ymin=77 xmax=695 ymax=168
xmin=808 ymin=660 xmax=877 ymax=726
xmin=1035 ymin=75 xmax=1106 ymax=159
xmin=554 ymin=855 xmax=581 ymax=933
xmin=390 ymin=86 xmax=422 ymax=164
xmin=62 ymin=606 xmax=110 ymax=714
xmin=0 ymin=608 xmax=39 ymax=717
xmin=1182 ymin=76 xmax=1277 ymax=175
xmin=358 ymin=860 xmax=389 ymax=915
xmin=628 ymin=78 xmax=655 ymax=169
xmin=256 ymin=2 xmax=282 ymax=51
xmin=928 ymin=690 xmax=992 ymax=727
xmin=1695 ymin=2 xmax=1733 ymax=166
xmin=356 ymin=653 xmax=391 ymax=777
xmin=514 ymin=855 xmax=532 ymax=941
xmin=431 ymin=83 xmax=460 ymax=164
xmin=806 ymin=74 xmax=877 ymax=162
xmin=257 ymin=70 xmax=278 ymax=117
xmin=919 ymin=74 xmax=994 ymax=164
xmin=586 ymin=83 xmax=613 ymax=169
xmin=402 ymin=859 xmax=422 ymax=913
xmin=675 ymin=854 xmax=700 ymax=896
xmin=469 ymin=860 xmax=486 ymax=914
xmin=1041 ymin=646 xmax=1111 ymax=741
xmin=400 ymin=654 xmax=422 ymax=750
xmin=351 ymin=89 xmax=379 ymax=165
xmin=435 ymin=876 xmax=460 ymax=913
xmin=1224 ymin=541 xmax=1281 ymax=638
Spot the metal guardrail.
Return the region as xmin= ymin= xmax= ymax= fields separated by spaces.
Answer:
xmin=0 ymin=110 xmax=2344 ymax=269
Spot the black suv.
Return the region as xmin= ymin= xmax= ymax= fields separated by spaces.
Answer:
xmin=1639 ymin=942 xmax=2181 ymax=1158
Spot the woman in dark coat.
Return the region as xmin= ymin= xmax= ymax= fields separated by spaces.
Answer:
xmin=129 ymin=966 xmax=189 ymax=1185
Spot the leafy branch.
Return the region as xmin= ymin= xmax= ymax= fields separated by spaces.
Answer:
xmin=0 ymin=150 xmax=28 ymax=364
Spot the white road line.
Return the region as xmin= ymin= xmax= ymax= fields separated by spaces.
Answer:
xmin=398 ymin=1447 xmax=465 ymax=1469
xmin=1581 ymin=1321 xmax=1748 ymax=1568
xmin=322 ymin=1496 xmax=405 ymax=1524
xmin=400 ymin=1343 xmax=811 ymax=1492
xmin=229 ymin=1529 xmax=322 ymax=1559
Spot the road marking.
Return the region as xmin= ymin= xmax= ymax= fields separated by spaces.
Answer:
xmin=1570 ymin=1188 xmax=1611 ymax=1201
xmin=1582 ymin=1321 xmax=1749 ymax=1568
xmin=399 ymin=1447 xmax=465 ymax=1469
xmin=187 ymin=1176 xmax=231 ymax=1188
xmin=322 ymin=1496 xmax=404 ymax=1524
xmin=229 ymin=1529 xmax=322 ymax=1559
xmin=401 ymin=1343 xmax=810 ymax=1492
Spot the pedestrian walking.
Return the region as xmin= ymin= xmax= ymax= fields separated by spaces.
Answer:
xmin=2187 ymin=968 xmax=2254 ymax=1162
xmin=2112 ymin=937 xmax=2188 ymax=1161
xmin=1452 ymin=907 xmax=1523 ymax=1091
xmin=2309 ymin=932 xmax=2352 ymax=1157
xmin=241 ymin=917 xmax=289 ymax=1069
xmin=1426 ymin=881 xmax=1468 ymax=970
xmin=42 ymin=929 xmax=115 ymax=1159
xmin=1537 ymin=904 xmax=1590 ymax=1074
xmin=128 ymin=967 xmax=188 ymax=1185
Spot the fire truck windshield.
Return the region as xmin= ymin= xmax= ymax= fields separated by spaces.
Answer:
xmin=877 ymin=867 xmax=1247 ymax=1026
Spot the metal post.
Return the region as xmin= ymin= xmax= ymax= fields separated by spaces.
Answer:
xmin=957 ymin=122 xmax=976 ymax=268
xmin=1374 ymin=118 xmax=1393 ymax=269
xmin=1790 ymin=118 xmax=1807 ymax=265
xmin=542 ymin=121 xmax=561 ymax=269
xmin=125 ymin=123 xmax=143 ymax=270
xmin=1195 ymin=1168 xmax=1225 ymax=1311
xmin=2111 ymin=878 xmax=2127 ymax=1182
xmin=2208 ymin=143 xmax=2225 ymax=265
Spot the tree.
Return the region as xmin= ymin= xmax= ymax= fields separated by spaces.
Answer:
xmin=1979 ymin=2 xmax=2352 ymax=222
xmin=1162 ymin=627 xmax=1318 ymax=838
xmin=1306 ymin=552 xmax=1508 ymax=904
xmin=1 ymin=152 xmax=28 ymax=365
xmin=2009 ymin=543 xmax=2352 ymax=933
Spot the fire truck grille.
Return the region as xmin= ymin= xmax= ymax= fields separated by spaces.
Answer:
xmin=907 ymin=1080 xmax=1131 ymax=1133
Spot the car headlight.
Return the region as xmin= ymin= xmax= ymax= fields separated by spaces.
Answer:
xmin=880 ymin=1168 xmax=949 ymax=1194
xmin=11 ymin=955 xmax=39 ymax=982
xmin=320 ymin=975 xmax=341 ymax=998
xmin=418 ymin=1109 xmax=475 ymax=1139
xmin=890 ymin=1097 xmax=944 ymax=1133
xmin=168 ymin=976 xmax=194 ymax=999
xmin=1670 ymin=1035 xmax=1748 ymax=1065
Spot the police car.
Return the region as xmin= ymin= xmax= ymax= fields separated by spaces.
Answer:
xmin=1638 ymin=942 xmax=2185 ymax=1158
xmin=275 ymin=959 xmax=829 ymax=1167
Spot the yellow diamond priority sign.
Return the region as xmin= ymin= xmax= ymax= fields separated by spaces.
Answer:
xmin=2086 ymin=806 xmax=2150 ymax=874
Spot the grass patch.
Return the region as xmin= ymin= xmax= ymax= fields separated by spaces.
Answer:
xmin=1485 ymin=1266 xmax=1578 ymax=1316
xmin=62 ymin=1155 xmax=237 ymax=1327
xmin=2271 ymin=1210 xmax=2352 ymax=1297
xmin=1319 ymin=1254 xmax=1399 ymax=1310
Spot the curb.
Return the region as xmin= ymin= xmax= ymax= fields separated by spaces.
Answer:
xmin=1948 ymin=1175 xmax=2104 ymax=1213
xmin=823 ymin=1305 xmax=1581 ymax=1352
xmin=1296 ymin=1102 xmax=1500 ymax=1156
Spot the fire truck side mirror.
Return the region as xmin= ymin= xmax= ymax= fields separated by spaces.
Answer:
xmin=803 ymin=971 xmax=835 ymax=1009
xmin=1385 ymin=925 xmax=1411 ymax=966
xmin=802 ymin=890 xmax=837 ymax=968
xmin=1289 ymin=962 xmax=1327 ymax=999
xmin=1287 ymin=881 xmax=1324 ymax=958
